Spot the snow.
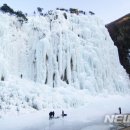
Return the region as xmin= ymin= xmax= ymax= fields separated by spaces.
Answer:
xmin=0 ymin=10 xmax=129 ymax=89
xmin=0 ymin=95 xmax=130 ymax=130
xmin=0 ymin=9 xmax=129 ymax=119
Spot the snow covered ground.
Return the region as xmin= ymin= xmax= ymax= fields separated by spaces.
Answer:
xmin=0 ymin=9 xmax=129 ymax=92
xmin=0 ymin=9 xmax=130 ymax=130
xmin=0 ymin=9 xmax=129 ymax=113
xmin=0 ymin=95 xmax=129 ymax=130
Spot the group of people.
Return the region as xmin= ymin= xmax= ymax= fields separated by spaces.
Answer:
xmin=49 ymin=110 xmax=67 ymax=120
xmin=49 ymin=111 xmax=55 ymax=119
xmin=49 ymin=107 xmax=121 ymax=120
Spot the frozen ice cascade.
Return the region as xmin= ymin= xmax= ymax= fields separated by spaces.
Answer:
xmin=0 ymin=10 xmax=129 ymax=114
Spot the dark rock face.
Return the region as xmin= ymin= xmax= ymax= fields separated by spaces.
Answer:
xmin=106 ymin=14 xmax=130 ymax=76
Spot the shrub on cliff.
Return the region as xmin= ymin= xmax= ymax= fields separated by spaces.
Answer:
xmin=0 ymin=4 xmax=14 ymax=15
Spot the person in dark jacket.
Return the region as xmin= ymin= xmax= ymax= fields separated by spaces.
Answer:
xmin=49 ymin=111 xmax=55 ymax=119
xmin=62 ymin=110 xmax=67 ymax=117
xmin=62 ymin=110 xmax=64 ymax=117
xmin=119 ymin=107 xmax=121 ymax=114
xmin=20 ymin=74 xmax=23 ymax=79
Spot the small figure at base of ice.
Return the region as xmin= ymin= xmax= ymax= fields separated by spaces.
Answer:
xmin=119 ymin=107 xmax=121 ymax=114
xmin=49 ymin=111 xmax=55 ymax=120
xmin=62 ymin=110 xmax=67 ymax=118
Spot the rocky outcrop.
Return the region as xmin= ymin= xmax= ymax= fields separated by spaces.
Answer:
xmin=106 ymin=14 xmax=130 ymax=76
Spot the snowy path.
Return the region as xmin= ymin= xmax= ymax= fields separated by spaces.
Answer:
xmin=41 ymin=119 xmax=110 ymax=130
xmin=0 ymin=114 xmax=110 ymax=130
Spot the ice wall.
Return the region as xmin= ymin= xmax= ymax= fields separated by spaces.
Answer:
xmin=0 ymin=10 xmax=129 ymax=93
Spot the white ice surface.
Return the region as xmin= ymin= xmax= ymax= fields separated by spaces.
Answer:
xmin=0 ymin=95 xmax=129 ymax=130
xmin=0 ymin=10 xmax=129 ymax=92
xmin=0 ymin=10 xmax=129 ymax=129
